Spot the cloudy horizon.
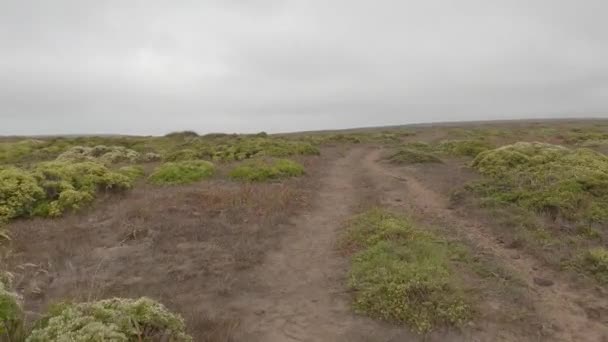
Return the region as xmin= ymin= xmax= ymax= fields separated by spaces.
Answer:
xmin=1 ymin=1 xmax=607 ymax=135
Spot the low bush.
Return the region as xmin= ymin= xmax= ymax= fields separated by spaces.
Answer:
xmin=117 ymin=165 xmax=145 ymax=181
xmin=471 ymin=142 xmax=608 ymax=223
xmin=387 ymin=149 xmax=442 ymax=164
xmin=229 ymin=159 xmax=304 ymax=182
xmin=27 ymin=297 xmax=192 ymax=341
xmin=56 ymin=145 xmax=144 ymax=164
xmin=0 ymin=168 xmax=44 ymax=222
xmin=438 ymin=139 xmax=493 ymax=157
xmin=196 ymin=137 xmax=319 ymax=161
xmin=0 ymin=272 xmax=24 ymax=341
xmin=149 ymin=160 xmax=215 ymax=185
xmin=164 ymin=149 xmax=200 ymax=162
xmin=32 ymin=162 xmax=133 ymax=217
xmin=343 ymin=209 xmax=470 ymax=333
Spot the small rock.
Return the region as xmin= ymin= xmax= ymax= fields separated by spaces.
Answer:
xmin=533 ymin=277 xmax=554 ymax=287
xmin=511 ymin=254 xmax=521 ymax=260
xmin=255 ymin=310 xmax=265 ymax=316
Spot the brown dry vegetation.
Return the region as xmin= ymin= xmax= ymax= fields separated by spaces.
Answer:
xmin=3 ymin=153 xmax=326 ymax=341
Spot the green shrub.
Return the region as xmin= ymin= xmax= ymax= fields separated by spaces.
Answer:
xmin=32 ymin=162 xmax=133 ymax=217
xmin=57 ymin=145 xmax=142 ymax=164
xmin=163 ymin=149 xmax=200 ymax=162
xmin=438 ymin=139 xmax=493 ymax=157
xmin=229 ymin=159 xmax=304 ymax=182
xmin=149 ymin=160 xmax=215 ymax=185
xmin=0 ymin=272 xmax=24 ymax=340
xmin=343 ymin=209 xmax=470 ymax=333
xmin=387 ymin=149 xmax=442 ymax=164
xmin=27 ymin=297 xmax=192 ymax=342
xmin=197 ymin=138 xmax=319 ymax=161
xmin=574 ymin=248 xmax=608 ymax=284
xmin=118 ymin=165 xmax=145 ymax=181
xmin=0 ymin=140 xmax=47 ymax=164
xmin=471 ymin=142 xmax=608 ymax=223
xmin=0 ymin=168 xmax=44 ymax=222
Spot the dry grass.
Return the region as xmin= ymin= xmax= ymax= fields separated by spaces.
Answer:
xmin=3 ymin=154 xmax=324 ymax=340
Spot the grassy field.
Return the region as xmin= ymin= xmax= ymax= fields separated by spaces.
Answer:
xmin=1 ymin=119 xmax=608 ymax=341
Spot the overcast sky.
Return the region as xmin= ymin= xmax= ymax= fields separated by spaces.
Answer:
xmin=1 ymin=1 xmax=607 ymax=135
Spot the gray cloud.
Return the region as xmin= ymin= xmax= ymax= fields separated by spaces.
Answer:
xmin=1 ymin=0 xmax=607 ymax=135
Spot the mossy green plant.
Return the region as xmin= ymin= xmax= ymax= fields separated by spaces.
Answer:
xmin=149 ymin=160 xmax=215 ymax=185
xmin=229 ymin=158 xmax=304 ymax=182
xmin=27 ymin=297 xmax=192 ymax=342
xmin=471 ymin=142 xmax=608 ymax=223
xmin=343 ymin=209 xmax=470 ymax=333
xmin=387 ymin=148 xmax=442 ymax=164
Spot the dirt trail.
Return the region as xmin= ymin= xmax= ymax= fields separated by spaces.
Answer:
xmin=231 ymin=147 xmax=418 ymax=342
xmin=362 ymin=148 xmax=608 ymax=342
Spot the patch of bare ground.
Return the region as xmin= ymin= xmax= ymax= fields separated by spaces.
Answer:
xmin=221 ymin=147 xmax=429 ymax=342
xmin=4 ymin=154 xmax=326 ymax=341
xmin=366 ymin=148 xmax=608 ymax=341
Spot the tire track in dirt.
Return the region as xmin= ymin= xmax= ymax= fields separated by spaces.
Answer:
xmin=230 ymin=147 xmax=418 ymax=342
xmin=362 ymin=148 xmax=608 ymax=342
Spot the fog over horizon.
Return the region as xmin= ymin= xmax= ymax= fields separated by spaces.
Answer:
xmin=1 ymin=1 xmax=607 ymax=135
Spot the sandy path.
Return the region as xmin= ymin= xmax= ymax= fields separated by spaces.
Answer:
xmin=231 ymin=147 xmax=417 ymax=342
xmin=362 ymin=148 xmax=608 ymax=342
